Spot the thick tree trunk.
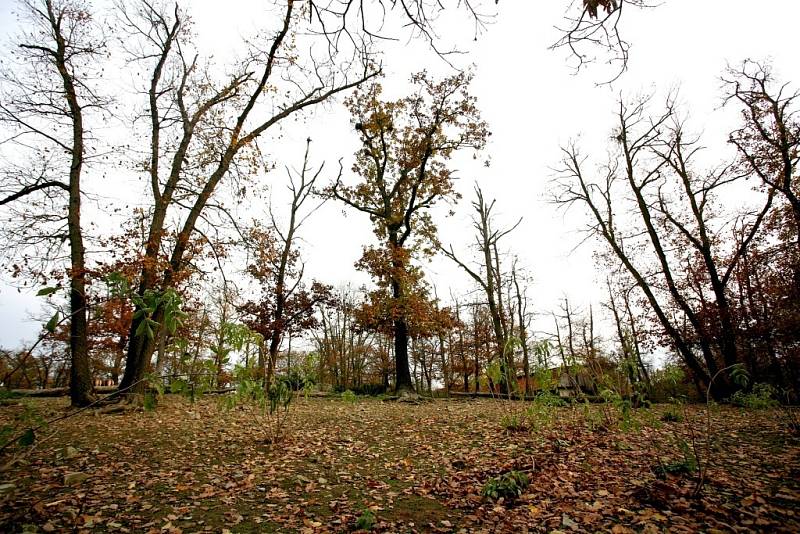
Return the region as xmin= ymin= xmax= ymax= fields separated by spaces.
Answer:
xmin=68 ymin=272 xmax=94 ymax=407
xmin=394 ymin=313 xmax=414 ymax=393
xmin=119 ymin=310 xmax=159 ymax=395
xmin=388 ymin=232 xmax=414 ymax=394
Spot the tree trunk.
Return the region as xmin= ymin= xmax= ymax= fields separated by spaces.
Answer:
xmin=389 ymin=232 xmax=414 ymax=394
xmin=58 ymin=30 xmax=94 ymax=408
xmin=119 ymin=310 xmax=159 ymax=395
xmin=394 ymin=312 xmax=414 ymax=393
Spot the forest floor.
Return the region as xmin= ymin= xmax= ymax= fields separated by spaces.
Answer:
xmin=0 ymin=395 xmax=798 ymax=533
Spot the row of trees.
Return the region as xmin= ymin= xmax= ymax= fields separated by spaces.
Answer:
xmin=4 ymin=1 xmax=794 ymax=407
xmin=556 ymin=61 xmax=799 ymax=401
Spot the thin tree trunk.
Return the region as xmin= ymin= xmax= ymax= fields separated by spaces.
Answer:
xmin=50 ymin=1 xmax=95 ymax=407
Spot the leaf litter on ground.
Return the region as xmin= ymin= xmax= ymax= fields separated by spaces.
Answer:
xmin=0 ymin=396 xmax=797 ymax=533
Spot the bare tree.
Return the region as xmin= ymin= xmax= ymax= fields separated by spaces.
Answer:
xmin=441 ymin=185 xmax=521 ymax=393
xmin=313 ymin=285 xmax=376 ymax=390
xmin=604 ymin=277 xmax=650 ymax=389
xmin=511 ymin=260 xmax=533 ymax=395
xmin=307 ymin=0 xmax=496 ymax=60
xmin=554 ymin=95 xmax=772 ymax=399
xmin=115 ymin=1 xmax=378 ymax=396
xmin=240 ymin=140 xmax=332 ymax=390
xmin=0 ymin=0 xmax=108 ymax=406
xmin=725 ymin=61 xmax=799 ymax=286
xmin=551 ymin=0 xmax=653 ymax=82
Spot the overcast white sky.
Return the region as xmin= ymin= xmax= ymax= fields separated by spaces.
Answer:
xmin=0 ymin=0 xmax=798 ymax=353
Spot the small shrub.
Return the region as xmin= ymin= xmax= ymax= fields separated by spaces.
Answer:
xmin=282 ymin=368 xmax=315 ymax=391
xmin=142 ymin=373 xmax=165 ymax=411
xmin=143 ymin=391 xmax=158 ymax=411
xmin=169 ymin=378 xmax=189 ymax=395
xmin=481 ymin=470 xmax=529 ymax=500
xmin=582 ymin=402 xmax=606 ymax=432
xmin=729 ymin=383 xmax=779 ymax=409
xmin=355 ymin=508 xmax=376 ymax=530
xmin=525 ymin=402 xmax=555 ymax=430
xmin=525 ymin=392 xmax=566 ymax=430
xmin=341 ymin=390 xmax=358 ymax=403
xmin=653 ymin=438 xmax=697 ymax=479
xmin=353 ymin=383 xmax=388 ymax=396
xmin=594 ymin=389 xmax=639 ymax=431
xmin=660 ymin=408 xmax=682 ymax=423
xmin=215 ymin=378 xmax=294 ymax=443
xmin=500 ymin=412 xmax=526 ymax=432
xmin=0 ymin=389 xmax=21 ymax=400
xmin=653 ymin=459 xmax=696 ymax=478
xmin=0 ymin=402 xmax=42 ymax=451
xmin=266 ymin=380 xmax=293 ymax=444
xmin=650 ymin=364 xmax=697 ymax=403
xmin=533 ymin=391 xmax=566 ymax=407
xmin=219 ymin=378 xmax=264 ymax=410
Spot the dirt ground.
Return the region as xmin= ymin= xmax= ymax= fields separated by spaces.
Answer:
xmin=0 ymin=395 xmax=798 ymax=533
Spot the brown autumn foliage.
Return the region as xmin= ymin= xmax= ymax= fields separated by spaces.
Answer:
xmin=329 ymin=71 xmax=488 ymax=393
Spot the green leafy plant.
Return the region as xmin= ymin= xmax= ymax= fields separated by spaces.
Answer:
xmin=355 ymin=508 xmax=376 ymax=530
xmin=481 ymin=470 xmax=529 ymax=500
xmin=142 ymin=373 xmax=165 ymax=411
xmin=484 ymin=360 xmax=503 ymax=398
xmin=169 ymin=378 xmax=189 ymax=396
xmin=594 ymin=388 xmax=639 ymax=431
xmin=597 ymin=388 xmax=622 ymax=429
xmin=143 ymin=391 xmax=158 ymax=411
xmin=341 ymin=390 xmax=357 ymax=403
xmin=660 ymin=407 xmax=682 ymax=423
xmin=0 ymin=402 xmax=45 ymax=452
xmin=302 ymin=380 xmax=314 ymax=400
xmin=730 ymin=383 xmax=779 ymax=409
xmin=653 ymin=438 xmax=697 ymax=479
xmin=106 ymin=272 xmax=187 ymax=341
xmin=525 ymin=391 xmax=569 ymax=431
xmin=533 ymin=391 xmax=566 ymax=407
xmin=581 ymin=400 xmax=605 ymax=432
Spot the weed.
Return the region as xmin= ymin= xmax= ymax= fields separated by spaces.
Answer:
xmin=581 ymin=401 xmax=606 ymax=432
xmin=730 ymin=383 xmax=779 ymax=409
xmin=525 ymin=402 xmax=555 ymax=430
xmin=500 ymin=412 xmax=526 ymax=432
xmin=266 ymin=380 xmax=293 ymax=444
xmin=660 ymin=409 xmax=682 ymax=423
xmin=143 ymin=391 xmax=158 ymax=411
xmin=0 ymin=402 xmax=42 ymax=451
xmin=341 ymin=390 xmax=358 ymax=403
xmin=653 ymin=438 xmax=697 ymax=479
xmin=355 ymin=508 xmax=376 ymax=530
xmin=533 ymin=391 xmax=566 ymax=407
xmin=0 ymin=389 xmax=21 ymax=401
xmin=481 ymin=470 xmax=529 ymax=500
